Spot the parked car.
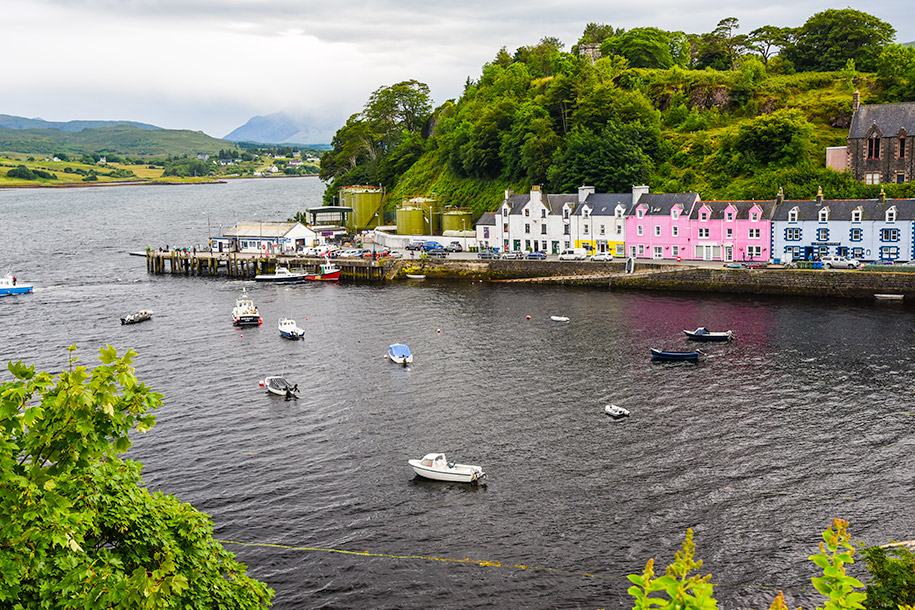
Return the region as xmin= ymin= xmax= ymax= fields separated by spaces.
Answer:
xmin=500 ymin=251 xmax=523 ymax=259
xmin=589 ymin=252 xmax=613 ymax=262
xmin=405 ymin=241 xmax=425 ymax=251
xmin=477 ymin=249 xmax=497 ymax=259
xmin=525 ymin=251 xmax=547 ymax=260
xmin=444 ymin=241 xmax=463 ymax=252
xmin=385 ymin=251 xmax=403 ymax=259
xmin=362 ymin=249 xmax=389 ymax=258
xmin=821 ymin=255 xmax=863 ymax=269
xmin=558 ymin=248 xmax=587 ymax=261
xmin=425 ymin=250 xmax=447 ymax=259
xmin=422 ymin=241 xmax=444 ymax=252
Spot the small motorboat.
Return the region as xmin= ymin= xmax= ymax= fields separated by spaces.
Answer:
xmin=302 ymin=257 xmax=341 ymax=281
xmin=232 ymin=287 xmax=262 ymax=326
xmin=605 ymin=404 xmax=630 ymax=419
xmin=874 ymin=294 xmax=904 ymax=301
xmin=405 ymin=274 xmax=426 ymax=280
xmin=388 ymin=343 xmax=413 ymax=366
xmin=255 ymin=265 xmax=306 ymax=283
xmin=278 ymin=317 xmax=304 ymax=340
xmin=550 ymin=315 xmax=570 ymax=322
xmin=0 ymin=273 xmax=33 ymax=297
xmin=651 ymin=348 xmax=700 ymax=361
xmin=121 ymin=310 xmax=153 ymax=325
xmin=683 ymin=327 xmax=733 ymax=341
xmin=408 ymin=453 xmax=486 ymax=484
xmin=260 ymin=375 xmax=299 ymax=399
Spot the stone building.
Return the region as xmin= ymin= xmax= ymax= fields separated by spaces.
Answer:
xmin=847 ymin=90 xmax=915 ymax=185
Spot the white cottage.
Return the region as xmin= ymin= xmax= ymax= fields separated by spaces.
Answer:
xmin=211 ymin=221 xmax=318 ymax=254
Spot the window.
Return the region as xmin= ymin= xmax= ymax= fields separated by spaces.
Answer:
xmin=502 ymin=207 xmax=508 ymax=217
xmin=672 ymin=245 xmax=679 ymax=256
xmin=638 ymin=244 xmax=645 ymax=256
xmin=865 ymin=172 xmax=881 ymax=185
xmin=541 ymin=209 xmax=546 ymax=218
xmin=524 ymin=223 xmax=530 ymax=233
xmin=726 ymin=228 xmax=733 ymax=239
xmin=817 ymin=228 xmax=829 ymax=241
xmin=672 ymin=209 xmax=679 ymax=220
xmin=788 ymin=208 xmax=799 ymax=222
xmin=524 ymin=209 xmax=530 ymax=217
xmin=540 ymin=225 xmax=547 ymax=235
xmin=868 ymin=135 xmax=881 ymax=159
xmin=563 ymin=208 xmax=570 ymax=219
xmin=886 ymin=207 xmax=897 ymax=222
xmin=584 ymin=224 xmax=589 ymax=234
xmin=698 ymin=228 xmax=709 ymax=238
xmin=563 ymin=225 xmax=570 ymax=235
xmin=897 ymin=173 xmax=906 ymax=184
xmin=616 ymin=225 xmax=622 ymax=235
xmin=850 ymin=228 xmax=862 ymax=241
xmin=899 ymin=137 xmax=907 ymax=159
xmin=750 ymin=211 xmax=759 ymax=222
xmin=672 ymin=226 xmax=679 ymax=237
xmin=700 ymin=211 xmax=708 ymax=221
xmin=653 ymin=246 xmax=663 ymax=258
xmin=747 ymin=245 xmax=762 ymax=258
xmin=880 ymin=246 xmax=900 ymax=260
xmin=851 ymin=208 xmax=862 ymax=222
xmin=630 ymin=245 xmax=637 ymax=257
xmin=654 ymin=225 xmax=661 ymax=236
xmin=818 ymin=208 xmax=829 ymax=222
xmin=483 ymin=227 xmax=490 ymax=238
xmin=748 ymin=228 xmax=760 ymax=239
xmin=786 ymin=228 xmax=800 ymax=240
xmin=881 ymin=228 xmax=899 ymax=241
xmin=637 ymin=208 xmax=644 ymax=219
xmin=503 ymin=223 xmax=508 ymax=233
xmin=852 ymin=247 xmax=864 ymax=259
xmin=726 ymin=211 xmax=734 ymax=221
xmin=600 ymin=224 xmax=606 ymax=235
xmin=637 ymin=225 xmax=644 ymax=236
xmin=615 ymin=207 xmax=624 ymax=218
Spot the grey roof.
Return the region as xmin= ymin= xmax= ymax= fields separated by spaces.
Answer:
xmin=545 ymin=194 xmax=579 ymax=215
xmin=504 ymin=194 xmax=530 ymax=215
xmin=771 ymin=198 xmax=915 ymax=221
xmin=575 ymin=193 xmax=631 ymax=216
xmin=503 ymin=192 xmax=577 ymax=216
xmin=849 ymin=102 xmax=915 ymax=139
xmin=630 ymin=192 xmax=700 ymax=216
xmin=689 ymin=200 xmax=776 ymax=220
xmin=476 ymin=212 xmax=496 ymax=226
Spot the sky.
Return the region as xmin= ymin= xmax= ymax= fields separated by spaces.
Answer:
xmin=4 ymin=0 xmax=913 ymax=140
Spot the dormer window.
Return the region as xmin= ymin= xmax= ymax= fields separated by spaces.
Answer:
xmin=851 ymin=208 xmax=862 ymax=222
xmin=788 ymin=207 xmax=799 ymax=222
xmin=615 ymin=206 xmax=623 ymax=218
xmin=502 ymin=207 xmax=508 ymax=217
xmin=637 ymin=208 xmax=644 ymax=219
xmin=541 ymin=209 xmax=546 ymax=219
xmin=700 ymin=211 xmax=708 ymax=221
xmin=563 ymin=208 xmax=570 ymax=219
xmin=524 ymin=209 xmax=530 ymax=217
xmin=886 ymin=207 xmax=897 ymax=222
xmin=726 ymin=211 xmax=734 ymax=221
xmin=750 ymin=210 xmax=759 ymax=222
xmin=583 ymin=208 xmax=591 ymax=219
xmin=868 ymin=134 xmax=881 ymax=159
xmin=818 ymin=207 xmax=829 ymax=222
xmin=672 ymin=208 xmax=679 ymax=220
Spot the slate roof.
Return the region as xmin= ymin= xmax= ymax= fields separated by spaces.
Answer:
xmin=224 ymin=222 xmax=298 ymax=237
xmin=689 ymin=201 xmax=776 ymax=220
xmin=503 ymin=192 xmax=578 ymax=216
xmin=849 ymin=102 xmax=915 ymax=139
xmin=545 ymin=194 xmax=579 ymax=215
xmin=476 ymin=212 xmax=496 ymax=226
xmin=771 ymin=198 xmax=915 ymax=221
xmin=630 ymin=192 xmax=700 ymax=216
xmin=575 ymin=193 xmax=631 ymax=216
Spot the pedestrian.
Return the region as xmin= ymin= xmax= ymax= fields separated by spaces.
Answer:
xmin=12 ymin=276 xmax=16 ymax=286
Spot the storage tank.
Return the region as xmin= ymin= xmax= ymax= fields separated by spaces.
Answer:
xmin=339 ymin=186 xmax=383 ymax=231
xmin=396 ymin=205 xmax=425 ymax=236
xmin=442 ymin=208 xmax=473 ymax=233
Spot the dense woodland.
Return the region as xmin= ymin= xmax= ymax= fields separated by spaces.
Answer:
xmin=319 ymin=9 xmax=915 ymax=218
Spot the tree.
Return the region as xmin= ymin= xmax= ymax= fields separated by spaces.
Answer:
xmin=0 ymin=347 xmax=273 ymax=609
xmin=875 ymin=44 xmax=915 ymax=101
xmin=577 ymin=23 xmax=620 ymax=46
xmin=602 ymin=27 xmax=675 ymax=69
xmin=782 ymin=9 xmax=895 ymax=72
xmin=547 ymin=122 xmax=653 ymax=193
xmin=747 ymin=25 xmax=795 ymax=65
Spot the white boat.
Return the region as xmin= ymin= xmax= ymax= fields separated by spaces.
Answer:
xmin=121 ymin=310 xmax=153 ymax=325
xmin=0 ymin=273 xmax=33 ymax=297
xmin=406 ymin=274 xmax=426 ymax=280
xmin=278 ymin=317 xmax=304 ymax=340
xmin=408 ymin=453 xmax=486 ymax=484
xmin=260 ymin=375 xmax=298 ymax=398
xmin=874 ymin=293 xmax=904 ymax=301
xmin=255 ymin=265 xmax=306 ymax=283
xmin=388 ymin=343 xmax=413 ymax=365
xmin=550 ymin=315 xmax=570 ymax=322
xmin=232 ymin=287 xmax=262 ymax=326
xmin=605 ymin=404 xmax=630 ymax=420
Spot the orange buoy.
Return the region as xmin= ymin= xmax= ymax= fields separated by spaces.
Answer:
xmin=526 ymin=315 xmax=531 ymax=320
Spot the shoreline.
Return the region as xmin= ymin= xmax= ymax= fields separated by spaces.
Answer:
xmin=0 ymin=173 xmax=321 ymax=190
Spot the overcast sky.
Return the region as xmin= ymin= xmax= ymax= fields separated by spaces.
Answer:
xmin=4 ymin=0 xmax=912 ymax=140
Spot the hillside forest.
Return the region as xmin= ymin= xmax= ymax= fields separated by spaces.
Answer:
xmin=319 ymin=9 xmax=915 ymax=218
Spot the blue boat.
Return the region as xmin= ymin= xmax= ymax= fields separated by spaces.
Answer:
xmin=388 ymin=343 xmax=413 ymax=365
xmin=650 ymin=348 xmax=700 ymax=361
xmin=0 ymin=273 xmax=32 ymax=297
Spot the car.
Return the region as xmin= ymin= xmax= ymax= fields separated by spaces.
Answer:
xmin=821 ymin=255 xmax=863 ymax=269
xmin=444 ymin=241 xmax=463 ymax=252
xmin=384 ymin=251 xmax=403 ymax=259
xmin=405 ymin=241 xmax=424 ymax=251
xmin=525 ymin=251 xmax=547 ymax=260
xmin=558 ymin=248 xmax=587 ymax=261
xmin=425 ymin=250 xmax=447 ymax=259
xmin=477 ymin=249 xmax=497 ymax=259
xmin=362 ymin=249 xmax=389 ymax=258
xmin=422 ymin=241 xmax=444 ymax=252
xmin=589 ymin=252 xmax=613 ymax=262
xmin=500 ymin=251 xmax=522 ymax=259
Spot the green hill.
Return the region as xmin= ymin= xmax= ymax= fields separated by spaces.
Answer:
xmin=0 ymin=125 xmax=230 ymax=158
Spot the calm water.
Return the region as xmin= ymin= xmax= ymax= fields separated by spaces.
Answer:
xmin=1 ymin=179 xmax=913 ymax=609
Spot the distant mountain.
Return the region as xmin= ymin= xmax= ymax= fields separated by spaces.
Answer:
xmin=0 ymin=125 xmax=229 ymax=158
xmin=0 ymin=114 xmax=161 ymax=132
xmin=223 ymin=110 xmax=337 ymax=146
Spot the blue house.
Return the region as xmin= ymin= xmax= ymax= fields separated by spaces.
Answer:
xmin=771 ymin=188 xmax=915 ymax=263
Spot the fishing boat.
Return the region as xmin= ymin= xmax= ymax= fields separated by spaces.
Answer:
xmin=0 ymin=273 xmax=33 ymax=297
xmin=683 ymin=327 xmax=733 ymax=341
xmin=260 ymin=375 xmax=298 ymax=398
xmin=408 ymin=453 xmax=485 ymax=484
xmin=650 ymin=348 xmax=700 ymax=361
xmin=605 ymin=404 xmax=630 ymax=419
xmin=388 ymin=343 xmax=413 ymax=365
xmin=232 ymin=287 xmax=262 ymax=326
xmin=278 ymin=317 xmax=304 ymax=340
xmin=302 ymin=258 xmax=341 ymax=281
xmin=255 ymin=265 xmax=306 ymax=283
xmin=121 ymin=310 xmax=153 ymax=325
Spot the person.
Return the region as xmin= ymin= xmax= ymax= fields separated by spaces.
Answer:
xmin=12 ymin=276 xmax=16 ymax=286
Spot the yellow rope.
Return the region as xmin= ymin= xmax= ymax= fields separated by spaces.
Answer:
xmin=215 ymin=539 xmax=602 ymax=578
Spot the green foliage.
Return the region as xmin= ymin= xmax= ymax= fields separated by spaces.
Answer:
xmin=809 ymin=518 xmax=866 ymax=609
xmin=626 ymin=528 xmax=718 ymax=609
xmin=875 ymin=44 xmax=915 ymax=100
xmin=602 ymin=28 xmax=676 ymax=69
xmin=5 ymin=164 xmax=57 ymax=180
xmin=163 ymin=158 xmax=211 ymax=177
xmin=0 ymin=347 xmax=274 ymax=609
xmin=861 ymin=543 xmax=915 ymax=610
xmin=783 ymin=9 xmax=895 ymax=72
xmin=547 ymin=122 xmax=653 ymax=192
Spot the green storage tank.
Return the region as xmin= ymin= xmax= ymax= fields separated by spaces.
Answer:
xmin=442 ymin=209 xmax=473 ymax=233
xmin=426 ymin=204 xmax=442 ymax=235
xmin=339 ymin=187 xmax=383 ymax=231
xmin=396 ymin=206 xmax=425 ymax=235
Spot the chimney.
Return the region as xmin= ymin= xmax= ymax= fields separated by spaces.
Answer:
xmin=816 ymin=186 xmax=823 ymax=204
xmin=578 ymin=184 xmax=595 ymax=203
xmin=776 ymin=187 xmax=784 ymax=206
xmin=631 ymin=184 xmax=650 ymax=205
xmin=504 ymin=189 xmax=513 ymax=201
xmin=530 ymin=185 xmax=543 ymax=205
xmin=853 ymin=90 xmax=860 ymax=113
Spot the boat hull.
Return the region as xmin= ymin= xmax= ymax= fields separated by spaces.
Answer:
xmin=651 ymin=348 xmax=699 ymax=361
xmin=303 ymin=270 xmax=341 ymax=281
xmin=0 ymin=285 xmax=33 ymax=297
xmin=255 ymin=276 xmax=305 ymax=283
xmin=683 ymin=330 xmax=732 ymax=341
xmin=234 ymin=315 xmax=262 ymax=326
xmin=121 ymin=312 xmax=152 ymax=325
xmin=408 ymin=460 xmax=485 ymax=483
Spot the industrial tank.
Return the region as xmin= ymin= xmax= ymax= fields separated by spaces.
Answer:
xmin=396 ymin=205 xmax=425 ymax=236
xmin=442 ymin=208 xmax=473 ymax=233
xmin=339 ymin=186 xmax=383 ymax=231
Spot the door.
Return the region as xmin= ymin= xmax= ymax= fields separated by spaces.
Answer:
xmin=724 ymin=245 xmax=733 ymax=261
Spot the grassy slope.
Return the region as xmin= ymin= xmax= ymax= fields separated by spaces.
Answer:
xmin=0 ymin=125 xmax=230 ymax=158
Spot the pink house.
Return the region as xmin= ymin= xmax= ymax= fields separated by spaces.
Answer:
xmin=687 ymin=201 xmax=774 ymax=262
xmin=625 ymin=193 xmax=700 ymax=259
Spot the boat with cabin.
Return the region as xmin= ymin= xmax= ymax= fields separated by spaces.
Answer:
xmin=232 ymin=287 xmax=262 ymax=326
xmin=302 ymin=258 xmax=341 ymax=281
xmin=260 ymin=375 xmax=298 ymax=398
xmin=278 ymin=317 xmax=304 ymax=340
xmin=0 ymin=273 xmax=33 ymax=297
xmin=408 ymin=453 xmax=485 ymax=484
xmin=255 ymin=265 xmax=306 ymax=283
xmin=683 ymin=327 xmax=733 ymax=341
xmin=121 ymin=310 xmax=153 ymax=325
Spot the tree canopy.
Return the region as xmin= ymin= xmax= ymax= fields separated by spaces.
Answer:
xmin=782 ymin=8 xmax=895 ymax=72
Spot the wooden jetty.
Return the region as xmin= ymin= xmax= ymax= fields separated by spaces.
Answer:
xmin=139 ymin=250 xmax=390 ymax=281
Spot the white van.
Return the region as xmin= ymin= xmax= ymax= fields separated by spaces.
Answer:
xmin=558 ymin=248 xmax=587 ymax=261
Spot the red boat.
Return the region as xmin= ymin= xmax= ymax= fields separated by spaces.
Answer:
xmin=303 ymin=259 xmax=341 ymax=281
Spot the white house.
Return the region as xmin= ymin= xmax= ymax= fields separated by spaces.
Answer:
xmin=211 ymin=221 xmax=319 ymax=254
xmin=490 ymin=186 xmax=585 ymax=254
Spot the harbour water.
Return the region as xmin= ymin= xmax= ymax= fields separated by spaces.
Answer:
xmin=1 ymin=179 xmax=913 ymax=609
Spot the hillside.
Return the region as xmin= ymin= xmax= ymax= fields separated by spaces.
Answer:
xmin=0 ymin=114 xmax=160 ymax=132
xmin=0 ymin=125 xmax=230 ymax=158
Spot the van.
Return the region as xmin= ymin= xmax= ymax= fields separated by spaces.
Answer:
xmin=558 ymin=248 xmax=587 ymax=261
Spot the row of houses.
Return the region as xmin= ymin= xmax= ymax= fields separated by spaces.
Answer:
xmin=475 ymin=185 xmax=915 ymax=264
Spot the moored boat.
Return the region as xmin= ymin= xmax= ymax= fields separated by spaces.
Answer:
xmin=405 ymin=274 xmax=426 ymax=280
xmin=260 ymin=375 xmax=298 ymax=398
xmin=0 ymin=273 xmax=33 ymax=297
xmin=605 ymin=404 xmax=630 ymax=419
xmin=550 ymin=315 xmax=570 ymax=322
xmin=232 ymin=287 xmax=262 ymax=326
xmin=255 ymin=265 xmax=306 ymax=283
xmin=874 ymin=293 xmax=904 ymax=301
xmin=302 ymin=258 xmax=341 ymax=281
xmin=683 ymin=327 xmax=733 ymax=341
xmin=121 ymin=310 xmax=153 ymax=325
xmin=278 ymin=317 xmax=304 ymax=339
xmin=650 ymin=348 xmax=700 ymax=361
xmin=408 ymin=453 xmax=485 ymax=484
xmin=388 ymin=343 xmax=413 ymax=365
